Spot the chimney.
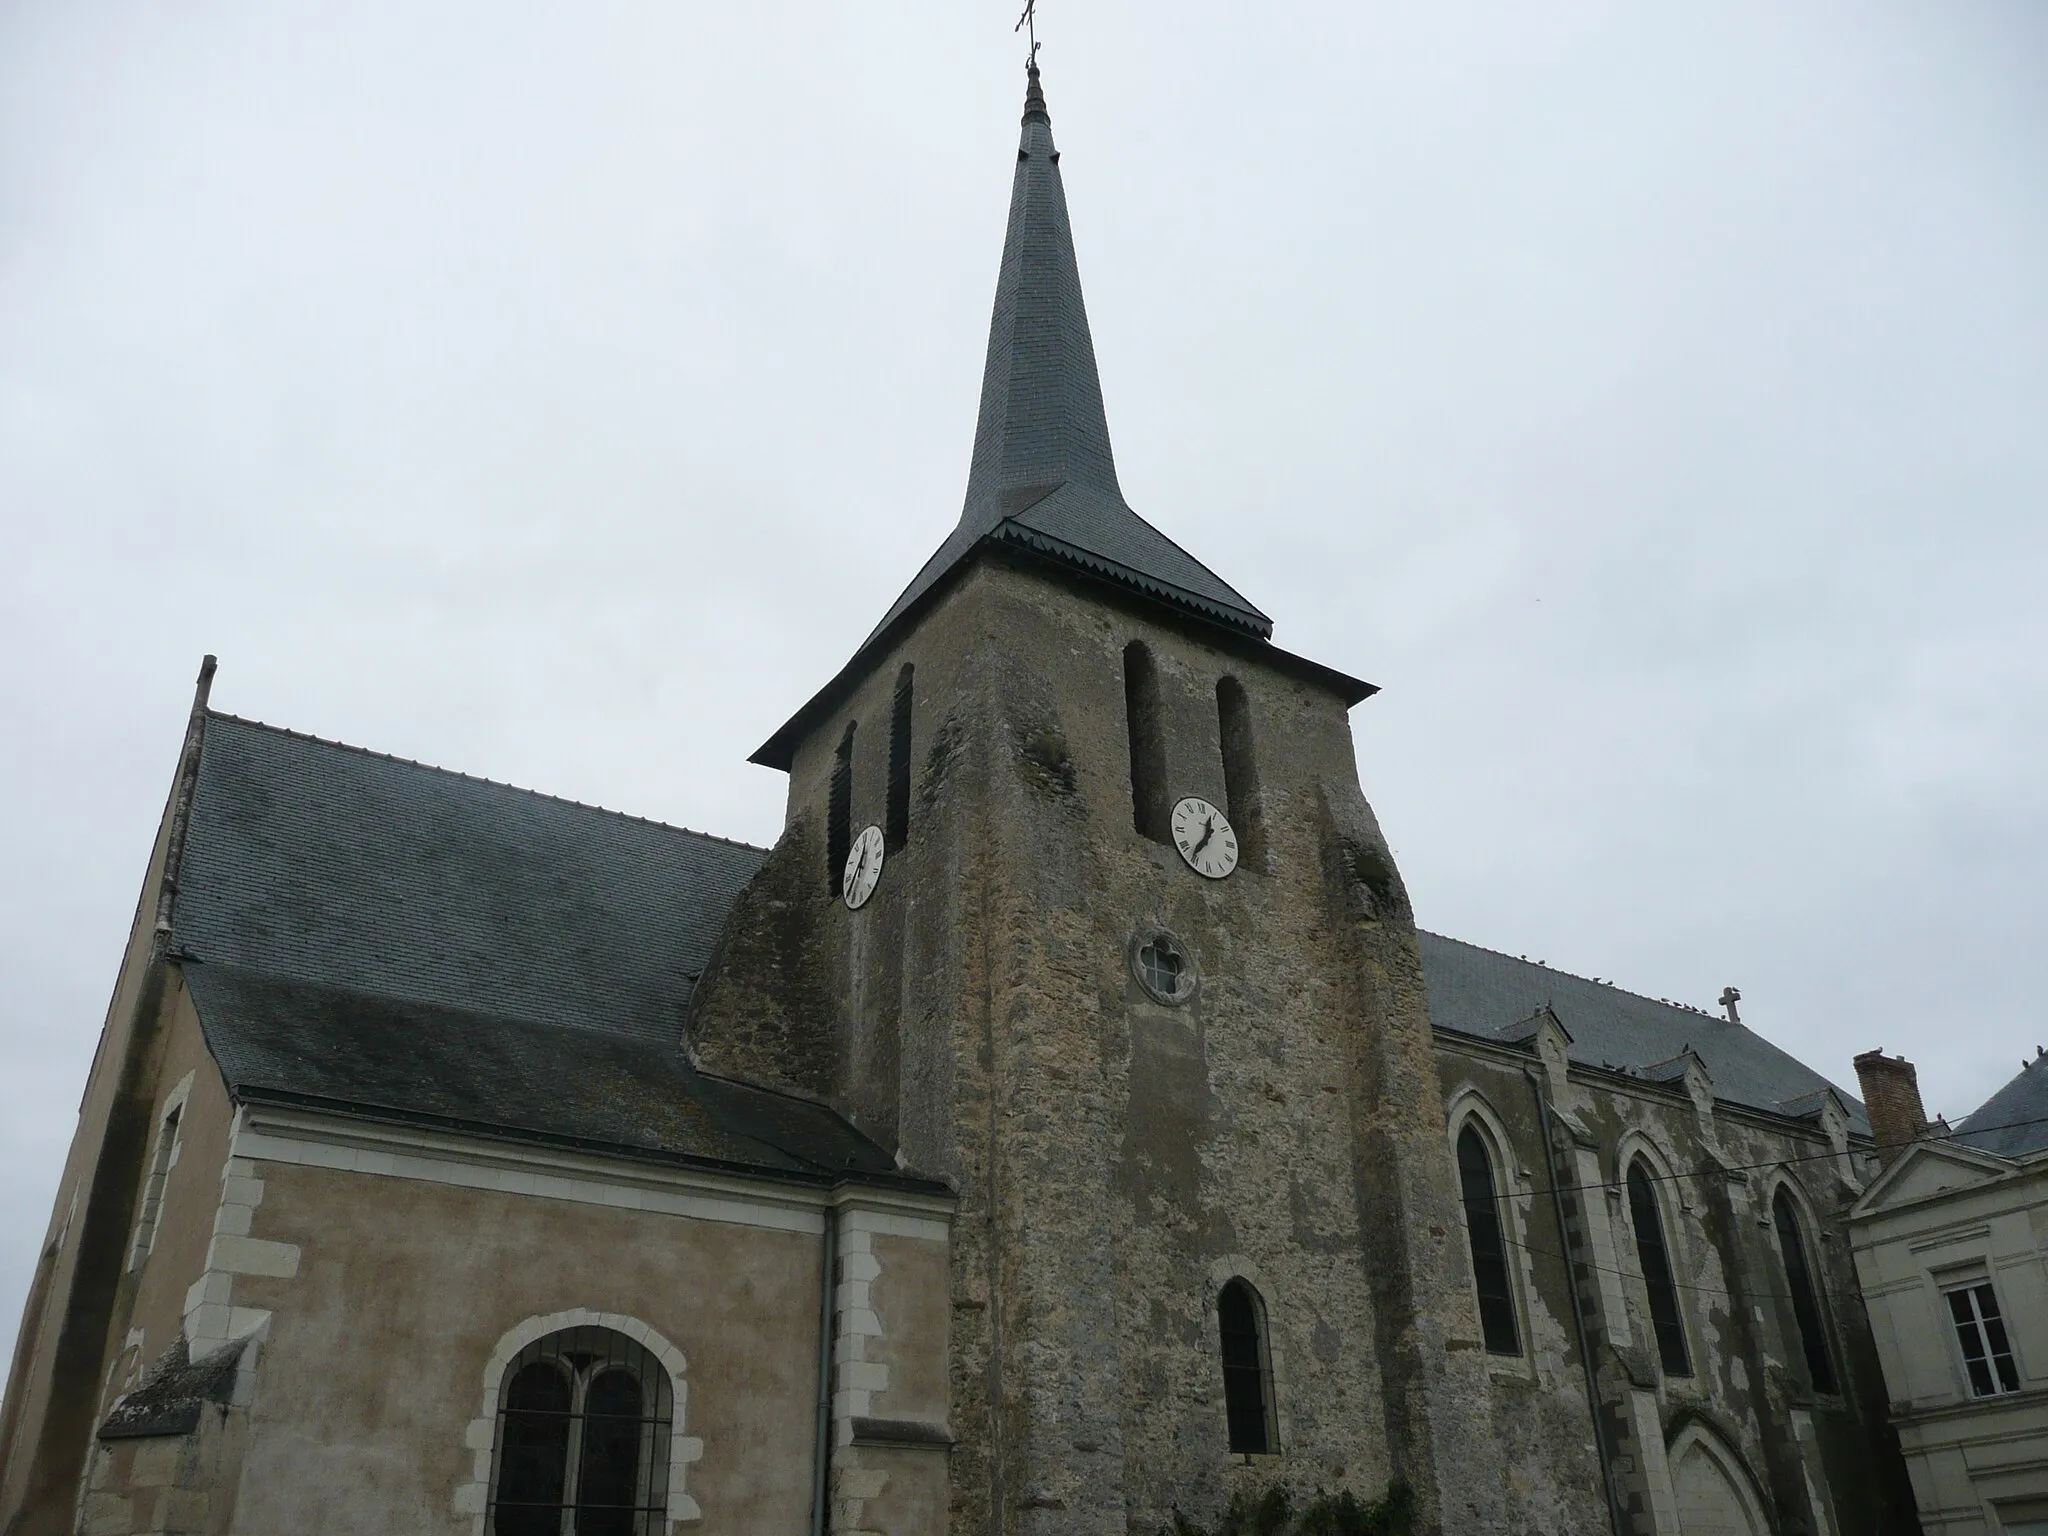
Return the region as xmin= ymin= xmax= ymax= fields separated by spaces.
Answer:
xmin=1854 ymin=1049 xmax=1928 ymax=1168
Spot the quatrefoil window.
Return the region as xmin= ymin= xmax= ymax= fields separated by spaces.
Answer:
xmin=1130 ymin=929 xmax=1197 ymax=1005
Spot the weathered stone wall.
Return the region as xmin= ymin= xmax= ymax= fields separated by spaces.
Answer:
xmin=691 ymin=554 xmax=1511 ymax=1533
xmin=1438 ymin=1029 xmax=1917 ymax=1535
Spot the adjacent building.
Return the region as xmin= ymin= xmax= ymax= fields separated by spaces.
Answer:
xmin=1849 ymin=1050 xmax=2048 ymax=1534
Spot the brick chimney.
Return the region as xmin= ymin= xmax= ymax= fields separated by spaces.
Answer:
xmin=1854 ymin=1049 xmax=1928 ymax=1167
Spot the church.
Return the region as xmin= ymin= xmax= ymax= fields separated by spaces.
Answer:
xmin=0 ymin=59 xmax=1918 ymax=1536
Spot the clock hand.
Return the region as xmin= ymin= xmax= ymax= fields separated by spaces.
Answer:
xmin=1191 ymin=816 xmax=1215 ymax=858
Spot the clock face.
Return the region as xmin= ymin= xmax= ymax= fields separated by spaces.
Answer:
xmin=1170 ymin=797 xmax=1238 ymax=879
xmin=842 ymin=824 xmax=885 ymax=910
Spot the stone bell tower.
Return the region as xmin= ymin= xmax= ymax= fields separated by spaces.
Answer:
xmin=688 ymin=60 xmax=1507 ymax=1535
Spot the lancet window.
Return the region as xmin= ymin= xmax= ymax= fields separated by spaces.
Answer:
xmin=1626 ymin=1158 xmax=1691 ymax=1377
xmin=1771 ymin=1187 xmax=1836 ymax=1394
xmin=1456 ymin=1124 xmax=1521 ymax=1355
xmin=1217 ymin=1278 xmax=1276 ymax=1456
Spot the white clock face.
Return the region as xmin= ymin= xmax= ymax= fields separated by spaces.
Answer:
xmin=842 ymin=824 xmax=885 ymax=910
xmin=1170 ymin=797 xmax=1238 ymax=879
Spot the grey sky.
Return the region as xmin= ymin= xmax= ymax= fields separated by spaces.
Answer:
xmin=2 ymin=1 xmax=2044 ymax=1341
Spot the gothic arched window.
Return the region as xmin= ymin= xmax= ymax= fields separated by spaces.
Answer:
xmin=1772 ymin=1187 xmax=1837 ymax=1394
xmin=488 ymin=1327 xmax=673 ymax=1536
xmin=1217 ymin=1278 xmax=1276 ymax=1455
xmin=1626 ymin=1158 xmax=1691 ymax=1377
xmin=1456 ymin=1124 xmax=1521 ymax=1355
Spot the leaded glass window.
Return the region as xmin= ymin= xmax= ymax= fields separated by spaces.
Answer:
xmin=488 ymin=1327 xmax=672 ymax=1536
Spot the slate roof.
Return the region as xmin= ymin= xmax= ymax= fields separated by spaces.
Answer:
xmin=169 ymin=714 xmax=910 ymax=1183
xmin=867 ymin=62 xmax=1271 ymax=646
xmin=166 ymin=712 xmax=1861 ymax=1167
xmin=1954 ymin=1050 xmax=2048 ymax=1160
xmin=177 ymin=715 xmax=766 ymax=1045
xmin=98 ymin=1336 xmax=247 ymax=1441
xmin=1419 ymin=932 xmax=1871 ymax=1134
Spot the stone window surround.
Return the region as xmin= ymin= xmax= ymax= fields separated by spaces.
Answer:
xmin=1205 ymin=1256 xmax=1289 ymax=1460
xmin=1765 ymin=1171 xmax=1843 ymax=1395
xmin=456 ymin=1309 xmax=703 ymax=1532
xmin=128 ymin=1070 xmax=195 ymax=1272
xmin=1614 ymin=1129 xmax=1699 ymax=1376
xmin=1444 ymin=1089 xmax=1537 ymax=1378
xmin=1939 ymin=1275 xmax=2024 ymax=1401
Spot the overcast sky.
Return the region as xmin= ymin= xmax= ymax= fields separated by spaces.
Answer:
xmin=2 ymin=2 xmax=2044 ymax=1338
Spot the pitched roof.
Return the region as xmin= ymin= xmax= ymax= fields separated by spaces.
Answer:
xmin=176 ymin=715 xmax=766 ymax=1044
xmin=1418 ymin=931 xmax=1870 ymax=1134
xmin=169 ymin=714 xmax=914 ymax=1183
xmin=1954 ymin=1050 xmax=2048 ymax=1160
xmin=866 ymin=62 xmax=1270 ymax=645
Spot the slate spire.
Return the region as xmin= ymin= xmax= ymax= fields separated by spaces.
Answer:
xmin=960 ymin=57 xmax=1124 ymax=516
xmin=867 ymin=59 xmax=1272 ymax=643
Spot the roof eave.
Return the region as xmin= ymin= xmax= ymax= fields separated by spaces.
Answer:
xmin=750 ymin=537 xmax=1377 ymax=771
xmin=227 ymin=1083 xmax=954 ymax=1198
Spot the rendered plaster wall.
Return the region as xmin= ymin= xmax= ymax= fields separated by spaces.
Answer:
xmin=107 ymin=983 xmax=239 ymax=1393
xmin=0 ymin=758 xmax=194 ymax=1536
xmin=0 ymin=953 xmax=239 ymax=1536
xmin=1437 ymin=1037 xmax=1918 ymax=1536
xmin=214 ymin=1160 xmax=829 ymax=1534
xmin=1849 ymin=1157 xmax=2048 ymax=1533
xmin=830 ymin=1218 xmax=954 ymax=1533
xmin=692 ymin=556 xmax=1510 ymax=1534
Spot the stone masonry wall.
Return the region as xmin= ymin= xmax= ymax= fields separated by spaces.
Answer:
xmin=1437 ymin=1030 xmax=1919 ymax=1535
xmin=690 ymin=554 xmax=1512 ymax=1533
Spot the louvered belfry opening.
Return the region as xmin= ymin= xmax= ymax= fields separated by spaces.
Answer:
xmin=887 ymin=664 xmax=914 ymax=853
xmin=488 ymin=1326 xmax=672 ymax=1536
xmin=1217 ymin=1279 xmax=1274 ymax=1455
xmin=826 ymin=720 xmax=856 ymax=897
xmin=1626 ymin=1161 xmax=1691 ymax=1378
xmin=1215 ymin=676 xmax=1263 ymax=868
xmin=1123 ymin=641 xmax=1168 ymax=842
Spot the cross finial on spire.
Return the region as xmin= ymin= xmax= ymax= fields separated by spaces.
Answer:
xmin=1015 ymin=0 xmax=1041 ymax=69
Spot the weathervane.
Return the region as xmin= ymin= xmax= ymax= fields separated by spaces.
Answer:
xmin=1015 ymin=0 xmax=1040 ymax=68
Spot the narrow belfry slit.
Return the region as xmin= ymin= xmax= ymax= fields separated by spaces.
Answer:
xmin=887 ymin=666 xmax=914 ymax=853
xmin=827 ymin=721 xmax=856 ymax=897
xmin=1123 ymin=641 xmax=1168 ymax=842
xmin=1215 ymin=676 xmax=1264 ymax=867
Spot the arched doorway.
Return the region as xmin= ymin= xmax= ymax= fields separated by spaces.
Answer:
xmin=1669 ymin=1423 xmax=1771 ymax=1536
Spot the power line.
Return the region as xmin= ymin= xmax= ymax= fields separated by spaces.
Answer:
xmin=1464 ymin=1109 xmax=2048 ymax=1211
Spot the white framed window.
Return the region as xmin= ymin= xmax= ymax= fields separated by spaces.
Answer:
xmin=487 ymin=1326 xmax=673 ymax=1535
xmin=1944 ymin=1281 xmax=2021 ymax=1398
xmin=128 ymin=1100 xmax=186 ymax=1271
